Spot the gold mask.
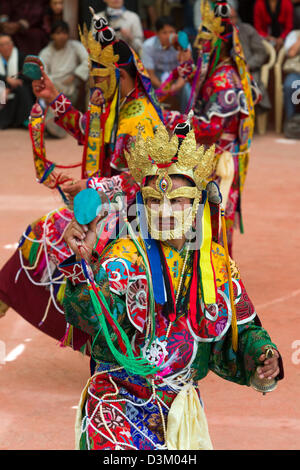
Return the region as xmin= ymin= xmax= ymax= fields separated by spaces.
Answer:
xmin=142 ymin=172 xmax=200 ymax=241
xmin=90 ymin=66 xmax=117 ymax=101
xmin=193 ymin=0 xmax=224 ymax=50
xmin=79 ymin=23 xmax=119 ymax=101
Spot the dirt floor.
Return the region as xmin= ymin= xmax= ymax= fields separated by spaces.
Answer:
xmin=0 ymin=127 xmax=299 ymax=451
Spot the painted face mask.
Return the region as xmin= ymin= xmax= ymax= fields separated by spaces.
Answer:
xmin=125 ymin=116 xmax=216 ymax=241
xmin=90 ymin=64 xmax=118 ymax=101
xmin=79 ymin=13 xmax=120 ymax=102
xmin=142 ymin=172 xmax=200 ymax=241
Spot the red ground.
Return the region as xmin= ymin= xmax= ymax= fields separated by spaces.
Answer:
xmin=0 ymin=128 xmax=299 ymax=450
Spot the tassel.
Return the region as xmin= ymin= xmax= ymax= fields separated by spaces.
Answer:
xmin=59 ymin=323 xmax=73 ymax=348
xmin=57 ymin=282 xmax=66 ymax=305
xmin=136 ymin=191 xmax=167 ymax=306
xmin=33 ymin=252 xmax=46 ymax=276
xmin=89 ymin=282 xmax=128 ymax=355
xmin=158 ymin=243 xmax=176 ymax=322
xmin=221 ymin=207 xmax=238 ymax=351
xmin=88 ymin=282 xmax=160 ymax=377
xmin=28 ymin=240 xmax=40 ymax=266
xmin=189 ymin=250 xmax=200 ymax=331
xmin=123 ymin=205 xmax=156 ymax=343
xmin=209 ymin=38 xmax=222 ymax=77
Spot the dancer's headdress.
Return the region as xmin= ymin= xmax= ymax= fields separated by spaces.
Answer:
xmin=194 ymin=0 xmax=232 ymax=51
xmin=125 ymin=114 xmax=239 ymax=351
xmin=79 ymin=7 xmax=163 ymax=118
xmin=125 ymin=112 xmax=216 ymax=241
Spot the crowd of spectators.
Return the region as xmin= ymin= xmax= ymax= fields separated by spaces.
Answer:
xmin=0 ymin=0 xmax=300 ymax=136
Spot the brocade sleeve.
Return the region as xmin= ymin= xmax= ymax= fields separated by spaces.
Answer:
xmin=208 ymin=321 xmax=284 ymax=386
xmin=60 ymin=251 xmax=133 ymax=362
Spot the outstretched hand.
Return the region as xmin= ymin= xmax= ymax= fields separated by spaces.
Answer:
xmin=257 ymin=349 xmax=280 ymax=380
xmin=64 ymin=216 xmax=99 ymax=262
xmin=90 ymin=89 xmax=105 ymax=106
xmin=61 ymin=179 xmax=88 ymax=202
xmin=32 ymin=67 xmax=59 ymax=104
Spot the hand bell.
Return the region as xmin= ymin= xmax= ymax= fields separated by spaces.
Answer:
xmin=250 ymin=347 xmax=278 ymax=395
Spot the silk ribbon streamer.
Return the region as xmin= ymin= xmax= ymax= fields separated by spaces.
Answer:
xmin=199 ymin=199 xmax=217 ymax=305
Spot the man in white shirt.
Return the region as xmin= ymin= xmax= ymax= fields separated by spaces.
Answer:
xmin=39 ymin=20 xmax=89 ymax=104
xmin=39 ymin=19 xmax=89 ymax=137
xmin=95 ymin=0 xmax=144 ymax=56
xmin=0 ymin=33 xmax=34 ymax=128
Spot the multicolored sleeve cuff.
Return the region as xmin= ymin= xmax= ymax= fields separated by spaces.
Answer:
xmin=50 ymin=93 xmax=72 ymax=119
xmin=59 ymin=252 xmax=100 ymax=285
xmin=59 ymin=255 xmax=86 ymax=285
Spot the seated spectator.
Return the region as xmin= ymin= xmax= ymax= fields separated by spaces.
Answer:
xmin=43 ymin=0 xmax=64 ymax=37
xmin=95 ymin=0 xmax=144 ymax=56
xmin=253 ymin=0 xmax=294 ymax=51
xmin=142 ymin=15 xmax=191 ymax=112
xmin=282 ymin=30 xmax=300 ymax=122
xmin=39 ymin=20 xmax=89 ymax=137
xmin=39 ymin=20 xmax=89 ymax=104
xmin=292 ymin=0 xmax=300 ymax=29
xmin=0 ymin=0 xmax=48 ymax=55
xmin=0 ymin=34 xmax=34 ymax=129
xmin=137 ymin=0 xmax=157 ymax=32
xmin=230 ymin=4 xmax=272 ymax=113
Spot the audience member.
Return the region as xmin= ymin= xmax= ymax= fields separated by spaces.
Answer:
xmin=230 ymin=4 xmax=272 ymax=113
xmin=137 ymin=0 xmax=157 ymax=32
xmin=0 ymin=34 xmax=34 ymax=129
xmin=39 ymin=20 xmax=89 ymax=103
xmin=282 ymin=29 xmax=300 ymax=122
xmin=142 ymin=15 xmax=191 ymax=112
xmin=43 ymin=0 xmax=64 ymax=37
xmin=39 ymin=20 xmax=89 ymax=137
xmin=0 ymin=0 xmax=48 ymax=55
xmin=95 ymin=0 xmax=144 ymax=55
xmin=292 ymin=0 xmax=300 ymax=29
xmin=253 ymin=0 xmax=294 ymax=51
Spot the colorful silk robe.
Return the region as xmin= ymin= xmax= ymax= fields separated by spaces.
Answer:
xmin=60 ymin=237 xmax=282 ymax=450
xmin=51 ymin=88 xmax=162 ymax=175
xmin=0 ymin=173 xmax=137 ymax=349
xmin=164 ymin=61 xmax=258 ymax=255
xmin=0 ymin=81 xmax=160 ymax=338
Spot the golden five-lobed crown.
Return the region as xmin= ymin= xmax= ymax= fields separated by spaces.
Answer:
xmin=194 ymin=0 xmax=224 ymax=49
xmin=79 ymin=23 xmax=119 ymax=69
xmin=125 ymin=121 xmax=216 ymax=189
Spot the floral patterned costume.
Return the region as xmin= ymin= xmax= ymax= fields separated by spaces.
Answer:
xmin=164 ymin=60 xmax=258 ymax=255
xmin=60 ymin=237 xmax=283 ymax=450
xmin=0 ymin=83 xmax=160 ymax=347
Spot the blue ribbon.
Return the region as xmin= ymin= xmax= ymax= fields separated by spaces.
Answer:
xmin=136 ymin=192 xmax=166 ymax=305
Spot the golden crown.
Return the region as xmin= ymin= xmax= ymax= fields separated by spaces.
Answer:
xmin=125 ymin=120 xmax=216 ymax=189
xmin=194 ymin=0 xmax=224 ymax=49
xmin=79 ymin=23 xmax=119 ymax=68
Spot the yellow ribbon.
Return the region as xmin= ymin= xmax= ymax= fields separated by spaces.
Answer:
xmin=200 ymin=199 xmax=217 ymax=305
xmin=221 ymin=207 xmax=238 ymax=351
